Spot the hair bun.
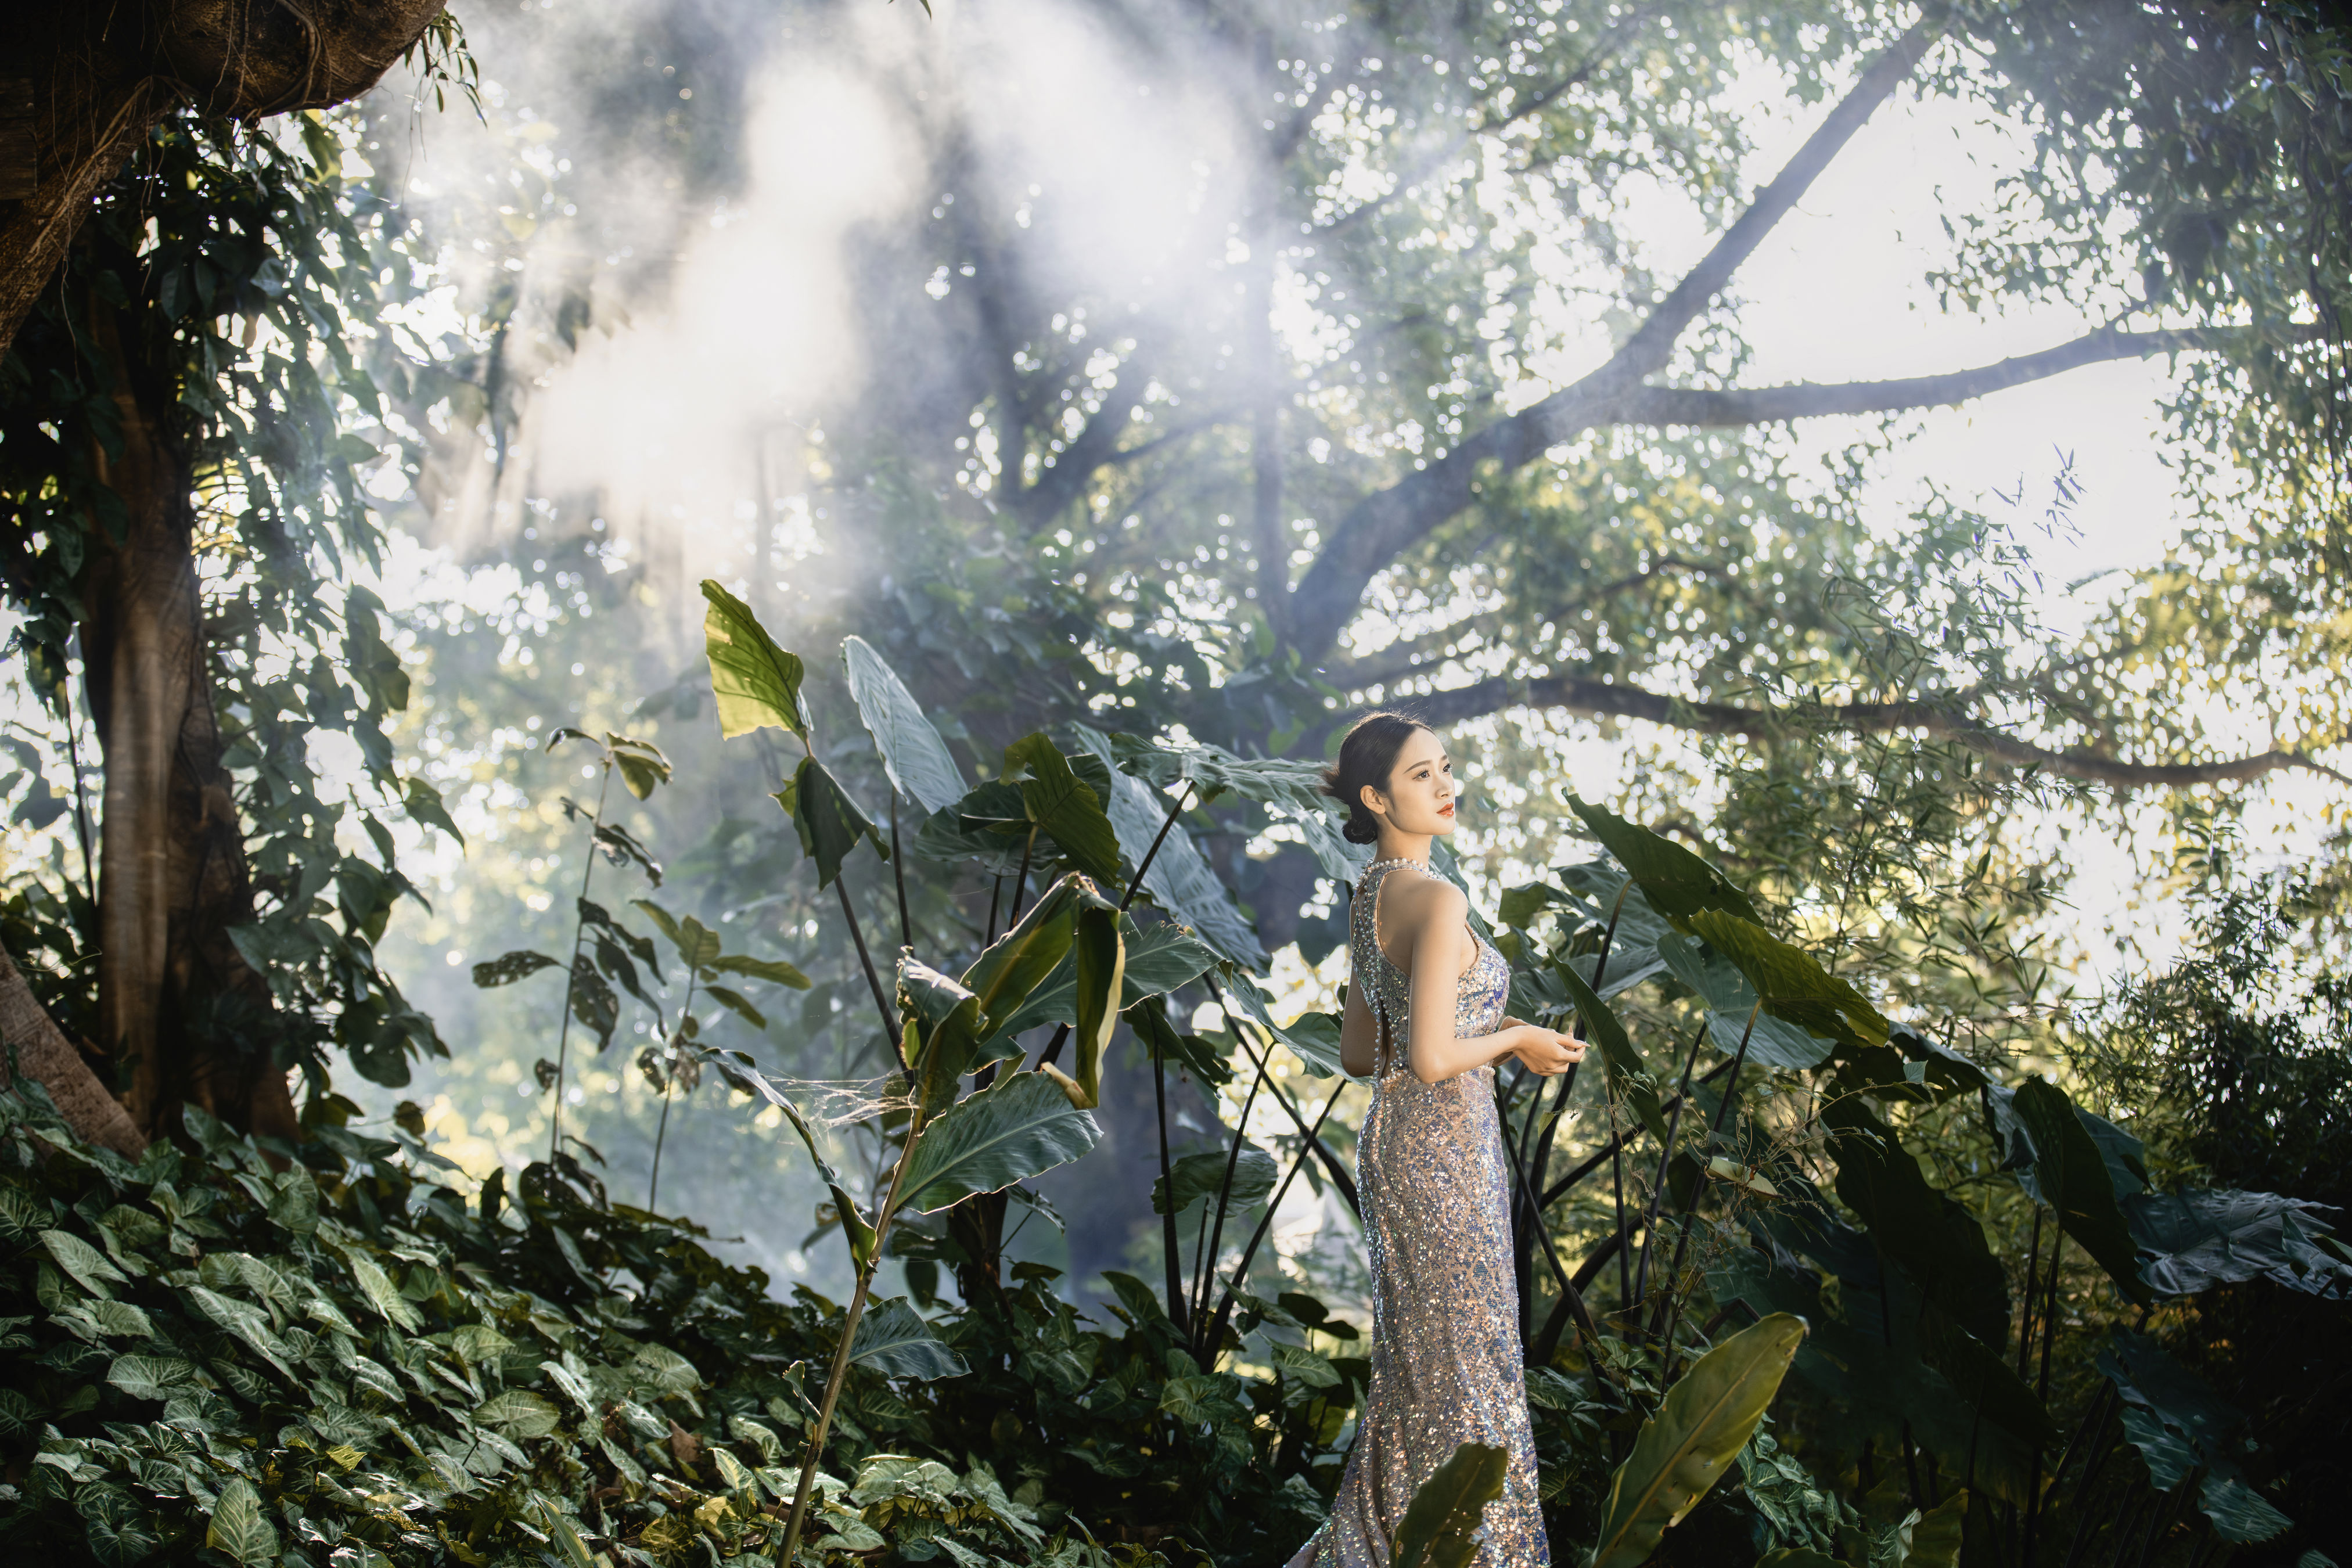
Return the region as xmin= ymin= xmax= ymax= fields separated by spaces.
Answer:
xmin=1342 ymin=807 xmax=1381 ymax=845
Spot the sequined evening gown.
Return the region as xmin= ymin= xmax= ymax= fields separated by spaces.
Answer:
xmin=1285 ymin=859 xmax=1549 ymax=1568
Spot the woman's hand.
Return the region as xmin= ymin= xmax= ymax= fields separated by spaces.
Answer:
xmin=1508 ymin=1024 xmax=1585 ymax=1076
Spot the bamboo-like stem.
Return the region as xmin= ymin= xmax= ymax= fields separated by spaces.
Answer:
xmin=1609 ymin=1083 xmax=1632 ymax=1311
xmin=1006 ymin=827 xmax=1036 ymax=926
xmin=890 ymin=794 xmax=912 ymax=950
xmin=1648 ymin=1008 xmax=1757 ymax=1362
xmin=776 ymin=1110 xmax=920 ymax=1566
xmin=835 ymin=875 xmax=905 ymax=1076
xmin=1630 ymin=1022 xmax=1707 ymax=1309
xmin=2024 ymin=1229 xmax=2066 ymax=1562
xmin=1121 ymin=783 xmax=1194 ymax=915
xmin=1541 ymin=1057 xmax=1738 ymax=1205
xmin=2017 ymin=1206 xmax=2045 ymax=1377
xmin=1192 ymin=1061 xmax=1265 ymax=1348
xmin=549 ymin=759 xmax=616 ymax=1161
xmin=1203 ymin=1082 xmax=1346 ymax=1355
xmin=1213 ymin=986 xmax=1361 ymax=1217
xmin=1149 ymin=1013 xmax=1192 ymax=1338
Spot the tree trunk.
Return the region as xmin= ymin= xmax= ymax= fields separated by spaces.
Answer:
xmin=0 ymin=0 xmax=449 ymax=357
xmin=0 ymin=944 xmax=148 ymax=1157
xmin=79 ymin=290 xmax=295 ymax=1145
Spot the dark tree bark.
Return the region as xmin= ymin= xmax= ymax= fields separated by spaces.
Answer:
xmin=0 ymin=0 xmax=448 ymax=357
xmin=79 ymin=292 xmax=298 ymax=1143
xmin=0 ymin=944 xmax=148 ymax=1157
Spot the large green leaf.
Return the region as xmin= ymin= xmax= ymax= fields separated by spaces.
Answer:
xmin=1002 ymin=733 xmax=1124 ymax=885
xmin=840 ymin=635 xmax=968 ymax=815
xmin=1686 ymin=911 xmax=1890 ymax=1057
xmin=776 ymin=754 xmax=883 ymax=890
xmin=1568 ymin=796 xmax=1758 ymax=929
xmin=2098 ymin=1331 xmax=2292 ymax=1544
xmin=962 ymin=876 xmax=1082 ymax=1037
xmin=1072 ymin=722 xmax=1265 ymax=966
xmin=700 ymin=579 xmax=806 ymax=742
xmin=900 ymin=956 xmax=985 ymax=1112
xmin=1070 ymin=900 xmax=1125 ymax=1109
xmin=978 ymin=919 xmax=1218 ymax=1054
xmin=1222 ymin=970 xmax=1350 ymax=1080
xmin=1754 ymin=1552 xmax=1847 ymax=1568
xmin=899 ymin=1068 xmax=1102 ymax=1214
xmin=1655 ymin=933 xmax=1836 ymax=1071
xmin=206 ymin=1477 xmax=280 ymax=1566
xmin=1821 ymin=1099 xmax=2011 ymax=1348
xmin=2123 ymin=1186 xmax=2352 ymax=1296
xmin=1589 ymin=1313 xmax=1807 ymax=1568
xmin=1555 ymin=959 xmax=1667 ymax=1141
xmin=2009 ymin=1076 xmax=2153 ymax=1304
xmin=720 ymin=1066 xmax=879 ymax=1269
xmin=1391 ymin=1442 xmax=1510 ymax=1568
xmin=1152 ymin=1146 xmax=1278 ymax=1216
xmin=1907 ymin=1491 xmax=1969 ymax=1568
xmin=1552 ymin=860 xmax=1678 ymax=998
xmin=848 ymin=1296 xmax=970 ymax=1380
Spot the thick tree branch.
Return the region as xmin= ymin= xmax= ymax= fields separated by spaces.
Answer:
xmin=1288 ymin=20 xmax=1939 ymax=659
xmin=1010 ymin=357 xmax=1152 ymax=528
xmin=1387 ymin=670 xmax=2347 ymax=790
xmin=1 ymin=1 xmax=448 ymax=356
xmin=0 ymin=944 xmax=147 ymax=1157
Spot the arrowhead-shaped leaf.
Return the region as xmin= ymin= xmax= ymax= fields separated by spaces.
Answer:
xmin=1822 ymin=1099 xmax=2010 ymax=1347
xmin=1390 ymin=1441 xmax=1509 ymax=1568
xmin=848 ymin=1296 xmax=970 ymax=1380
xmin=1002 ymin=733 xmax=1123 ymax=886
xmin=1589 ymin=1313 xmax=1807 ymax=1568
xmin=898 ymin=1069 xmax=1102 ymax=1214
xmin=1567 ymin=796 xmax=1758 ymax=928
xmin=841 ymin=635 xmax=968 ymax=815
xmin=776 ymin=754 xmax=884 ymax=890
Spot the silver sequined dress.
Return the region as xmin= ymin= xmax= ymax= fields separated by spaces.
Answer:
xmin=1286 ymin=860 xmax=1549 ymax=1568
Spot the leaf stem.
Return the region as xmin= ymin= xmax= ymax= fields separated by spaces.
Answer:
xmin=1119 ymin=782 xmax=1194 ymax=915
xmin=1192 ymin=1058 xmax=1265 ymax=1351
xmin=1148 ymin=1009 xmax=1192 ymax=1339
xmin=777 ymin=1107 xmax=920 ymax=1566
xmin=835 ymin=875 xmax=905 ymax=1077
xmin=549 ymin=758 xmax=615 ymax=1161
xmin=890 ymin=793 xmax=912 ymax=950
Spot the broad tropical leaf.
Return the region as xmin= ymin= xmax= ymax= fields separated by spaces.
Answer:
xmin=700 ymin=578 xmax=807 ymax=741
xmin=1686 ymin=911 xmax=1891 ymax=1057
xmin=962 ymin=875 xmax=1081 ymax=1033
xmin=1222 ymin=969 xmax=1350 ymax=1079
xmin=776 ymin=754 xmax=884 ymax=890
xmin=2009 ymin=1076 xmax=2153 ymax=1304
xmin=1555 ymin=960 xmax=1667 ymax=1141
xmin=841 ymin=635 xmax=968 ymax=815
xmin=1754 ymin=1553 xmax=1846 ymax=1568
xmin=899 ymin=1069 xmax=1102 ymax=1214
xmin=1907 ymin=1490 xmax=1968 ymax=1568
xmin=1588 ymin=1313 xmax=1807 ymax=1568
xmin=476 ymin=1389 xmax=562 ymax=1439
xmin=1821 ymin=1099 xmax=2010 ymax=1348
xmin=1152 ymin=1146 xmax=1279 ymax=1216
xmin=1072 ymin=722 xmax=1265 ymax=965
xmin=1567 ymin=796 xmax=1758 ymax=928
xmin=1391 ymin=1441 xmax=1509 ymax=1568
xmin=1656 ymin=933 xmax=1836 ymax=1071
xmin=721 ymin=1066 xmax=879 ymax=1269
xmin=2123 ymin=1186 xmax=2352 ymax=1296
xmin=1070 ymin=899 xmax=1125 ymax=1108
xmin=849 ymin=1296 xmax=970 ymax=1380
xmin=205 ymin=1477 xmax=280 ymax=1566
xmin=976 ymin=918 xmax=1217 ymax=1053
xmin=1002 ymin=732 xmax=1124 ymax=884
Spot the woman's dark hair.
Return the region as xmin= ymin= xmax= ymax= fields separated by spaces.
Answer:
xmin=1321 ymin=712 xmax=1435 ymax=845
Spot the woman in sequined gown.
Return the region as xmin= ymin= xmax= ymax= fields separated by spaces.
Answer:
xmin=1287 ymin=714 xmax=1585 ymax=1568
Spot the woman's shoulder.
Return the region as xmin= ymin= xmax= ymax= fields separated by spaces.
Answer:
xmin=1382 ymin=868 xmax=1468 ymax=929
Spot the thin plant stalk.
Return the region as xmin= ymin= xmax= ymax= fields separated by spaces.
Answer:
xmin=1149 ymin=1014 xmax=1192 ymax=1338
xmin=890 ymin=794 xmax=912 ymax=950
xmin=1203 ymin=1081 xmax=1347 ymax=1353
xmin=1192 ymin=1060 xmax=1265 ymax=1346
xmin=1121 ymin=783 xmax=1193 ymax=915
xmin=2024 ymin=1229 xmax=2067 ymax=1562
xmin=646 ymin=969 xmax=701 ymax=1212
xmin=835 ymin=875 xmax=904 ymax=1074
xmin=1007 ymin=826 xmax=1036 ymax=926
xmin=1648 ymin=1005 xmax=1758 ymax=1361
xmin=776 ymin=1110 xmax=921 ymax=1567
xmin=1542 ymin=1056 xmax=1737 ymax=1206
xmin=1211 ymin=984 xmax=1360 ymax=1217
xmin=1631 ymin=1023 xmax=1707 ymax=1308
xmin=549 ymin=757 xmax=616 ymax=1160
xmin=985 ymin=875 xmax=1002 ymax=946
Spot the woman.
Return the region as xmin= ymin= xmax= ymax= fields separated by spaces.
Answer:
xmin=1288 ymin=713 xmax=1583 ymax=1568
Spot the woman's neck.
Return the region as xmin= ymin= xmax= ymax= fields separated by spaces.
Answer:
xmin=1373 ymin=829 xmax=1433 ymax=866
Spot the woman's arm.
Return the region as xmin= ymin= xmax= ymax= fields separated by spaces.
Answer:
xmin=1391 ymin=875 xmax=1581 ymax=1084
xmin=1339 ymin=976 xmax=1380 ymax=1077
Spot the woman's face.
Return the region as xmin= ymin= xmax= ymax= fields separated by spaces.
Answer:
xmin=1364 ymin=727 xmax=1460 ymax=839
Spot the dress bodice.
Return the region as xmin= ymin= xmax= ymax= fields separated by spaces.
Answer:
xmin=1349 ymin=859 xmax=1512 ymax=1080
